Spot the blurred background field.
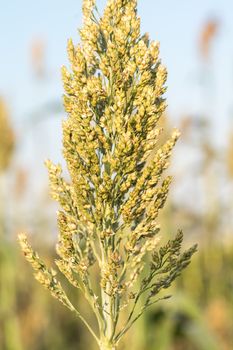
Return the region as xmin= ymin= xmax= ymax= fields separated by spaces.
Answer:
xmin=1 ymin=0 xmax=233 ymax=349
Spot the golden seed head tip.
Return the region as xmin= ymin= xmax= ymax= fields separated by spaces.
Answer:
xmin=18 ymin=233 xmax=28 ymax=244
xmin=173 ymin=128 xmax=181 ymax=139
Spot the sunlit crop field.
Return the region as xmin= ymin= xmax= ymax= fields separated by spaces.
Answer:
xmin=0 ymin=1 xmax=233 ymax=349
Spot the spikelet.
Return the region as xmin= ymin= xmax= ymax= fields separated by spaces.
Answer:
xmin=18 ymin=234 xmax=74 ymax=311
xmin=19 ymin=1 xmax=197 ymax=348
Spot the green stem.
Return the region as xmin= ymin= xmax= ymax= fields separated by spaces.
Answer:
xmin=102 ymin=287 xmax=114 ymax=340
xmin=99 ymin=342 xmax=116 ymax=350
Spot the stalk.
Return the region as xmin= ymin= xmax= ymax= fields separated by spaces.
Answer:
xmin=100 ymin=244 xmax=116 ymax=349
xmin=102 ymin=287 xmax=114 ymax=339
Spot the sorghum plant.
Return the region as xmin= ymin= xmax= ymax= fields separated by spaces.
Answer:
xmin=19 ymin=1 xmax=197 ymax=349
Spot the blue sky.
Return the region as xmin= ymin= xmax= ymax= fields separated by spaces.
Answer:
xmin=1 ymin=0 xmax=233 ymax=120
xmin=0 ymin=0 xmax=233 ymax=166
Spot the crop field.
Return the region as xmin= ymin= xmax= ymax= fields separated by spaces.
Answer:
xmin=0 ymin=1 xmax=233 ymax=349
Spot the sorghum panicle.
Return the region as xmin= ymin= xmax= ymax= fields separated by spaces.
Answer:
xmin=19 ymin=1 xmax=197 ymax=349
